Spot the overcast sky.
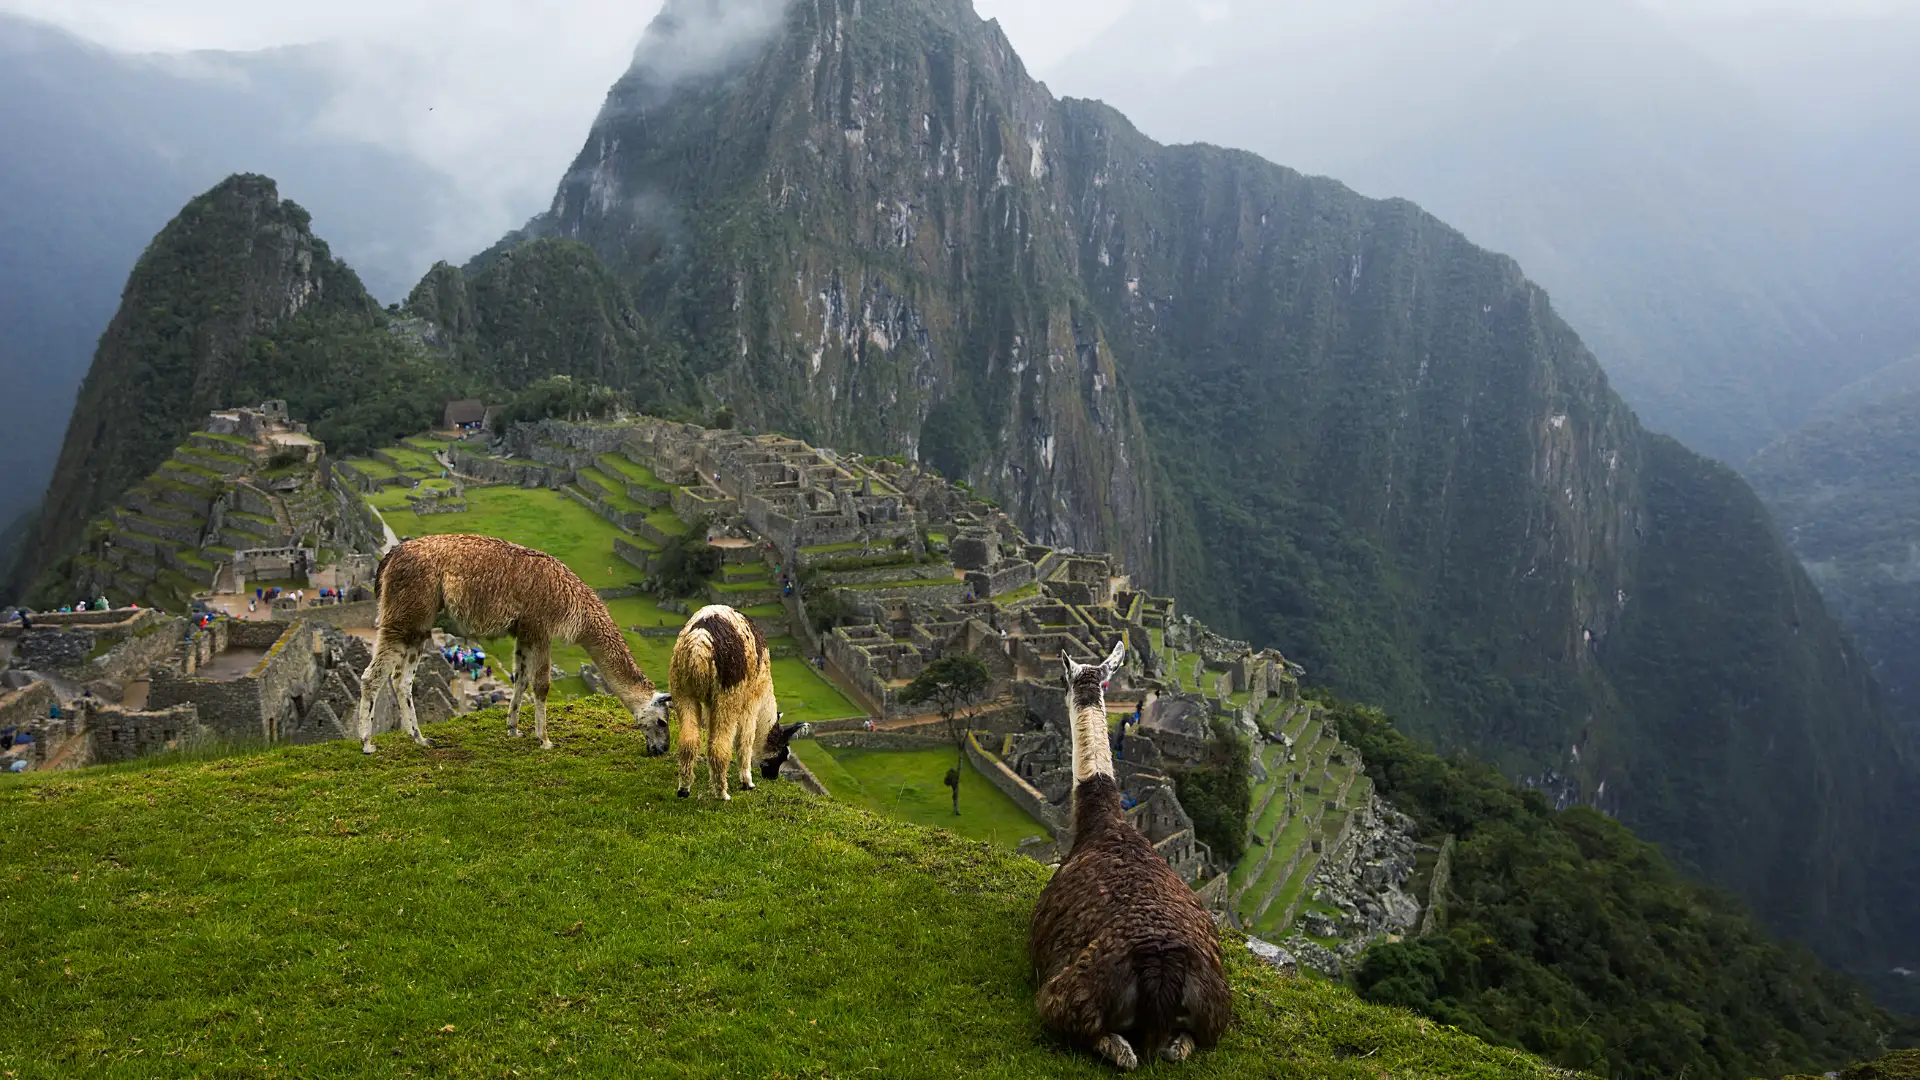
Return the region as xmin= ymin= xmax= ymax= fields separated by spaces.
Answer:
xmin=0 ymin=0 xmax=1909 ymax=268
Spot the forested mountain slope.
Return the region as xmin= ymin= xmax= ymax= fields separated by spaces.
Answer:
xmin=468 ymin=0 xmax=1920 ymax=980
xmin=1749 ymin=358 xmax=1920 ymax=747
xmin=0 ymin=15 xmax=449 ymax=539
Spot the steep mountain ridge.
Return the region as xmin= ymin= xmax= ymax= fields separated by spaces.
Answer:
xmin=1749 ymin=367 xmax=1920 ymax=748
xmin=18 ymin=0 xmax=1917 ymax=990
xmin=0 ymin=15 xmax=453 ymax=536
xmin=10 ymin=174 xmax=464 ymax=599
xmin=477 ymin=0 xmax=1918 ymax=977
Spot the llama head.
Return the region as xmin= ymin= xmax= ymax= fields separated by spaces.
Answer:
xmin=1061 ymin=639 xmax=1127 ymax=708
xmin=758 ymin=713 xmax=810 ymax=780
xmin=635 ymin=691 xmax=673 ymax=756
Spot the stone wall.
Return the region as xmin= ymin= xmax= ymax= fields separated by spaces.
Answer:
xmin=966 ymin=731 xmax=1064 ymax=837
xmin=0 ymin=682 xmax=55 ymax=737
xmin=965 ymin=560 xmax=1036 ymax=599
xmin=82 ymin=616 xmax=187 ymax=696
xmin=815 ymin=730 xmax=953 ymax=752
xmin=276 ymin=600 xmax=378 ymax=629
xmin=86 ymin=703 xmax=206 ymax=763
xmin=814 ymin=561 xmax=954 ymax=588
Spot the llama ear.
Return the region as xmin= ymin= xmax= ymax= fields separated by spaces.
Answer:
xmin=1100 ymin=638 xmax=1127 ymax=676
xmin=1061 ymin=655 xmax=1080 ymax=683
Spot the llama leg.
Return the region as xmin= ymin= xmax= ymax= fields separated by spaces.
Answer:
xmin=736 ymin=709 xmax=758 ymax=792
xmin=354 ymin=646 xmax=401 ymax=754
xmin=1160 ymin=1034 xmax=1195 ymax=1063
xmin=505 ymin=639 xmax=528 ymax=738
xmin=1038 ymin=947 xmax=1138 ymax=1070
xmin=675 ymin=703 xmax=702 ymax=797
xmin=529 ymin=641 xmax=554 ymax=750
xmin=396 ymin=643 xmax=431 ymax=747
xmin=1094 ymin=1035 xmax=1140 ymax=1071
xmin=709 ymin=710 xmax=735 ymax=802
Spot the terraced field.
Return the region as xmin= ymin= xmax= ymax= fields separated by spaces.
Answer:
xmin=356 ymin=441 xmax=860 ymax=725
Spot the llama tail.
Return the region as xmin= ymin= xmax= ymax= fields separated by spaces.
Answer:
xmin=1134 ymin=945 xmax=1197 ymax=1055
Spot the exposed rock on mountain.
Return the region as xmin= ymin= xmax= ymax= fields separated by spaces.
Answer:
xmin=472 ymin=0 xmax=1918 ymax=978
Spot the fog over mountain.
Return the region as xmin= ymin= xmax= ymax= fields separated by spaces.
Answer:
xmin=1041 ymin=0 xmax=1920 ymax=467
xmin=3 ymin=0 xmax=1915 ymax=565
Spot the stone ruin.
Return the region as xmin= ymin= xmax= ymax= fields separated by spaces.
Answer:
xmin=2 ymin=608 xmax=454 ymax=769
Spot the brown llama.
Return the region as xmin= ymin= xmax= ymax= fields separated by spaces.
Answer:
xmin=655 ymin=604 xmax=805 ymax=800
xmin=1027 ymin=639 xmax=1232 ymax=1070
xmin=351 ymin=535 xmax=670 ymax=753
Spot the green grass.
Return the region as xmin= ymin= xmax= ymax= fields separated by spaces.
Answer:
xmin=341 ymin=457 xmax=399 ymax=479
xmin=369 ymin=486 xmax=637 ymax=592
xmin=645 ymin=509 xmax=689 ymax=537
xmin=766 ymin=658 xmax=862 ymax=725
xmin=801 ymin=541 xmax=866 ymax=556
xmin=595 ymin=454 xmax=673 ymax=491
xmin=577 ymin=469 xmax=643 ymax=512
xmin=713 ymin=578 xmax=775 ymax=594
xmin=791 ymin=741 xmax=1045 ymax=848
xmin=737 ymin=602 xmax=786 ymax=619
xmin=0 ymin=702 xmax=1564 ymax=1079
xmin=991 ymin=582 xmax=1042 ymax=607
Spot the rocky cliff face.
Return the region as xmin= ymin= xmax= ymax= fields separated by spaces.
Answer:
xmin=474 ymin=0 xmax=1919 ymax=976
xmin=13 ymin=174 xmax=370 ymax=599
xmin=500 ymin=0 xmax=1165 ymax=583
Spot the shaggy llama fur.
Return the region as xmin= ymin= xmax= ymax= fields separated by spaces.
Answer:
xmin=659 ymin=604 xmax=802 ymax=800
xmin=1027 ymin=639 xmax=1232 ymax=1070
xmin=350 ymin=535 xmax=669 ymax=753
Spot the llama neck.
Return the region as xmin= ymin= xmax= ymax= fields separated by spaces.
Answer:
xmin=578 ymin=612 xmax=654 ymax=701
xmin=1070 ymin=701 xmax=1115 ymax=783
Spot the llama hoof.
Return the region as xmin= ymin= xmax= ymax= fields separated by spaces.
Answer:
xmin=540 ymin=739 xmax=554 ymax=750
xmin=417 ymin=737 xmax=436 ymax=749
xmin=677 ymin=788 xmax=690 ymax=798
xmin=361 ymin=743 xmax=377 ymax=755
xmin=508 ymin=728 xmax=521 ymax=738
xmin=1161 ymin=1033 xmax=1195 ymax=1063
xmin=742 ymin=780 xmax=756 ymax=791
xmin=1095 ymin=1034 xmax=1139 ymax=1071
xmin=719 ymin=791 xmax=731 ymax=802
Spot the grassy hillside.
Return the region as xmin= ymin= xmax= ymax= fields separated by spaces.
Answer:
xmin=0 ymin=701 xmax=1570 ymax=1079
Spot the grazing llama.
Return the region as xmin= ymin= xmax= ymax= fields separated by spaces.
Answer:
xmin=656 ymin=604 xmax=805 ymax=800
xmin=1027 ymin=639 xmax=1232 ymax=1070
xmin=351 ymin=535 xmax=670 ymax=753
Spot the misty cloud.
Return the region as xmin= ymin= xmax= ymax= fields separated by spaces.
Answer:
xmin=628 ymin=0 xmax=792 ymax=91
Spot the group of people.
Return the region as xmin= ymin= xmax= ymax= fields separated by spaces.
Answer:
xmin=442 ymin=645 xmax=492 ymax=683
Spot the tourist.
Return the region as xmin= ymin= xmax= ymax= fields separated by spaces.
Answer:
xmin=48 ymin=702 xmax=59 ymax=720
xmin=1120 ymin=791 xmax=1137 ymax=811
xmin=18 ymin=610 xmax=31 ymax=630
xmin=97 ymin=596 xmax=108 ymax=611
xmin=8 ymin=760 xmax=24 ymax=773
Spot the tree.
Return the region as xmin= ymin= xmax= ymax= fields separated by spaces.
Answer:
xmin=898 ymin=655 xmax=992 ymax=815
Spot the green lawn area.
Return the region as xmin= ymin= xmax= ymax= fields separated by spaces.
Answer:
xmin=370 ymin=486 xmax=637 ymax=592
xmin=767 ymin=658 xmax=862 ymax=725
xmin=0 ymin=702 xmax=1562 ymax=1079
xmin=801 ymin=541 xmax=865 ymax=556
xmin=341 ymin=457 xmax=398 ymax=479
xmin=595 ymin=453 xmax=673 ymax=491
xmin=991 ymin=582 xmax=1041 ymax=607
xmin=577 ymin=470 xmax=643 ymax=512
xmin=789 ymin=742 xmax=1045 ymax=849
xmin=645 ymin=509 xmax=689 ymax=537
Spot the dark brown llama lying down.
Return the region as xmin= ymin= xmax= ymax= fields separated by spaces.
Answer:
xmin=350 ymin=535 xmax=671 ymax=753
xmin=653 ymin=604 xmax=806 ymax=800
xmin=1028 ymin=639 xmax=1232 ymax=1070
